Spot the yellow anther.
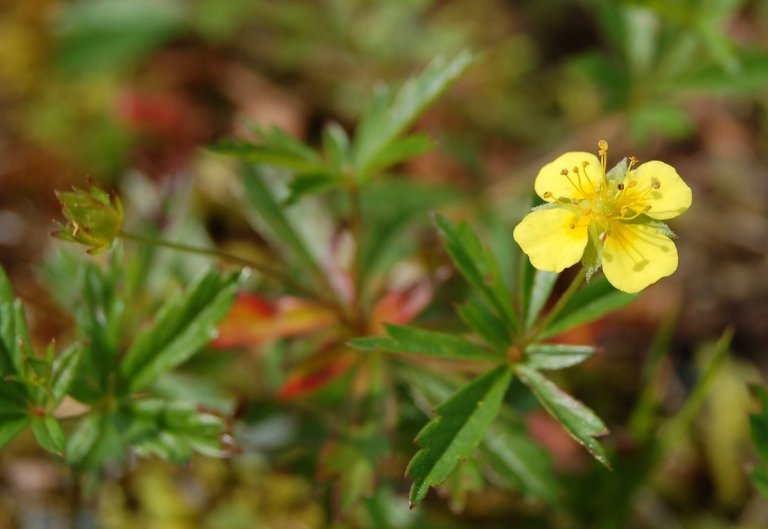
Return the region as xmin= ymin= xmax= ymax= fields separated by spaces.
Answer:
xmin=561 ymin=168 xmax=569 ymax=176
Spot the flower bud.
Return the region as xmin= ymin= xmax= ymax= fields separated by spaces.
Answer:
xmin=53 ymin=183 xmax=123 ymax=254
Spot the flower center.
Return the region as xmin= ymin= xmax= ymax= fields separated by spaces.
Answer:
xmin=559 ymin=145 xmax=662 ymax=236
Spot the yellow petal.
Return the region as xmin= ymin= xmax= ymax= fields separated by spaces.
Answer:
xmin=513 ymin=208 xmax=588 ymax=272
xmin=630 ymin=161 xmax=692 ymax=220
xmin=534 ymin=152 xmax=603 ymax=202
xmin=602 ymin=222 xmax=678 ymax=293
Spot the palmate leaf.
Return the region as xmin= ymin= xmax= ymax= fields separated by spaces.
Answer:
xmin=354 ymin=51 xmax=477 ymax=179
xmin=435 ymin=215 xmax=517 ymax=330
xmin=350 ymin=324 xmax=502 ymax=362
xmin=119 ymin=269 xmax=240 ymax=392
xmin=407 ymin=364 xmax=512 ymax=506
xmin=515 ymin=365 xmax=610 ymax=467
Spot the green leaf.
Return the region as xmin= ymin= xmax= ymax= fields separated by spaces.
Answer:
xmin=354 ymin=51 xmax=477 ymax=179
xmin=240 ymin=164 xmax=324 ymax=281
xmin=65 ymin=413 xmax=102 ymax=466
xmin=359 ymin=180 xmax=459 ymax=289
xmin=363 ymin=134 xmax=434 ymax=176
xmin=526 ymin=270 xmax=559 ymax=328
xmin=31 ymin=415 xmax=66 ymax=455
xmin=483 ymin=421 xmax=559 ymax=505
xmin=322 ymin=122 xmax=351 ymax=172
xmin=53 ymin=0 xmax=183 ymax=74
xmin=435 ymin=215 xmax=517 ymax=330
xmin=672 ymin=49 xmax=768 ymax=95
xmin=537 ymin=277 xmax=636 ymax=340
xmin=119 ymin=270 xmax=240 ymax=392
xmin=456 ymin=300 xmax=510 ymax=350
xmin=515 ymin=365 xmax=609 ymax=467
xmin=407 ymin=364 xmax=512 ymax=506
xmin=0 ymin=415 xmax=29 ymax=449
xmin=0 ymin=287 xmax=33 ymax=377
xmin=284 ymin=172 xmax=340 ymax=205
xmin=525 ymin=344 xmax=596 ymax=371
xmin=750 ymin=386 xmax=768 ymax=463
xmin=350 ymin=324 xmax=502 ymax=361
xmin=73 ymin=261 xmax=123 ymax=401
xmin=210 ymin=139 xmax=324 ymax=173
xmin=51 ymin=343 xmax=85 ymax=405
xmin=126 ymin=400 xmax=226 ymax=461
xmin=0 ymin=379 xmax=28 ymax=410
xmin=752 ymin=466 xmax=768 ymax=498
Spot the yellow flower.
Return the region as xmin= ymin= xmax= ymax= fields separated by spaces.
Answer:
xmin=513 ymin=141 xmax=692 ymax=293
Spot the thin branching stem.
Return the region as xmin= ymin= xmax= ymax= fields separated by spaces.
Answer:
xmin=117 ymin=230 xmax=345 ymax=314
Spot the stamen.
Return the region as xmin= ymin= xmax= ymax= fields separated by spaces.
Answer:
xmin=598 ymin=231 xmax=607 ymax=242
xmin=543 ymin=191 xmax=553 ymax=199
xmin=651 ymin=178 xmax=661 ymax=189
xmin=617 ymin=183 xmax=624 ymax=191
xmin=562 ymin=166 xmax=587 ymax=196
xmin=628 ymin=156 xmax=639 ymax=170
xmin=598 ymin=140 xmax=609 ymax=173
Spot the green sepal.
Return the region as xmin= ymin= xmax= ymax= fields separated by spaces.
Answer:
xmin=54 ymin=183 xmax=123 ymax=255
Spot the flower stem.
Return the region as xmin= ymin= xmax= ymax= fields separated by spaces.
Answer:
xmin=528 ymin=266 xmax=587 ymax=340
xmin=117 ymin=230 xmax=325 ymax=304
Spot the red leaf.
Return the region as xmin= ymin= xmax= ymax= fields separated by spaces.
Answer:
xmin=278 ymin=348 xmax=357 ymax=399
xmin=213 ymin=293 xmax=336 ymax=349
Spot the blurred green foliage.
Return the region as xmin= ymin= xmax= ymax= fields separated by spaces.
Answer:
xmin=1 ymin=0 xmax=767 ymax=528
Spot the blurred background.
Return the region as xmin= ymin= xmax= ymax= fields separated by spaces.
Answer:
xmin=1 ymin=0 xmax=768 ymax=527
